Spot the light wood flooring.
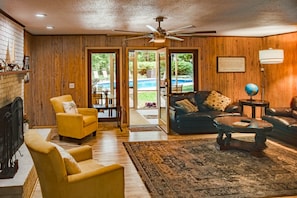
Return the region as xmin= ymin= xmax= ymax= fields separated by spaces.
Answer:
xmin=30 ymin=123 xmax=222 ymax=198
xmin=30 ymin=123 xmax=297 ymax=198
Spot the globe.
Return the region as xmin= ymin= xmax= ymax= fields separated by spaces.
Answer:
xmin=245 ymin=83 xmax=259 ymax=98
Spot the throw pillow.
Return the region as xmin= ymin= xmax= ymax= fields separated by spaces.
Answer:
xmin=62 ymin=101 xmax=78 ymax=114
xmin=176 ymin=99 xmax=198 ymax=113
xmin=203 ymin=90 xmax=231 ymax=111
xmin=50 ymin=142 xmax=81 ymax=175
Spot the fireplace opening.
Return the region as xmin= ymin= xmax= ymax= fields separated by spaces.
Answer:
xmin=0 ymin=97 xmax=24 ymax=179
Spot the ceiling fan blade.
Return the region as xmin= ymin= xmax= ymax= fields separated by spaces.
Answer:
xmin=167 ymin=25 xmax=196 ymax=34
xmin=146 ymin=25 xmax=159 ymax=33
xmin=123 ymin=35 xmax=152 ymax=41
xmin=113 ymin=29 xmax=147 ymax=34
xmin=177 ymin=30 xmax=217 ymax=36
xmin=165 ymin=36 xmax=184 ymax=41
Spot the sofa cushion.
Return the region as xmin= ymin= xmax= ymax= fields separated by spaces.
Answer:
xmin=62 ymin=101 xmax=78 ymax=114
xmin=172 ymin=105 xmax=187 ymax=114
xmin=266 ymin=107 xmax=292 ymax=117
xmin=178 ymin=112 xmax=212 ymax=121
xmin=203 ymin=90 xmax=231 ymax=111
xmin=288 ymin=124 xmax=297 ymax=130
xmin=262 ymin=115 xmax=297 ymax=127
xmin=176 ymin=99 xmax=198 ymax=113
xmin=224 ymin=103 xmax=241 ymax=113
xmin=194 ymin=91 xmax=211 ymax=104
xmin=193 ymin=91 xmax=212 ymax=112
xmin=50 ymin=142 xmax=81 ymax=175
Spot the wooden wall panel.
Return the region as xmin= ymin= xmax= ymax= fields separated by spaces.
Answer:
xmin=263 ymin=32 xmax=297 ymax=107
xmin=24 ymin=32 xmax=297 ymax=126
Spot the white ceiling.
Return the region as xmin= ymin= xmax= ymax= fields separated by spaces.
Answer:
xmin=1 ymin=0 xmax=297 ymax=37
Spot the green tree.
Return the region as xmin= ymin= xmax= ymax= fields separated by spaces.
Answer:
xmin=171 ymin=60 xmax=193 ymax=75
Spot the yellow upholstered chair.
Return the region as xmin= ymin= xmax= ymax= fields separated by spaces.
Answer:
xmin=50 ymin=95 xmax=98 ymax=143
xmin=24 ymin=130 xmax=125 ymax=198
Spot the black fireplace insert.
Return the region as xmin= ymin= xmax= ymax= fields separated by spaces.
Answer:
xmin=0 ymin=97 xmax=24 ymax=178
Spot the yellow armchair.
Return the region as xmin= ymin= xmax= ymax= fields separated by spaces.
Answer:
xmin=24 ymin=130 xmax=125 ymax=198
xmin=50 ymin=95 xmax=98 ymax=143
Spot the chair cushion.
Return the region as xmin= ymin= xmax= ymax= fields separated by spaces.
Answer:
xmin=203 ymin=90 xmax=231 ymax=111
xmin=78 ymin=159 xmax=105 ymax=172
xmin=83 ymin=115 xmax=97 ymax=126
xmin=50 ymin=142 xmax=81 ymax=175
xmin=62 ymin=101 xmax=78 ymax=114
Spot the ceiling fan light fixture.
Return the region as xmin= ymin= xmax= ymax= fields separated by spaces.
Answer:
xmin=115 ymin=16 xmax=214 ymax=43
xmin=150 ymin=38 xmax=166 ymax=43
xmin=150 ymin=34 xmax=166 ymax=43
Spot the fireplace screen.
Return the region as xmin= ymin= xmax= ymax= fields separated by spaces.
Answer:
xmin=0 ymin=97 xmax=24 ymax=178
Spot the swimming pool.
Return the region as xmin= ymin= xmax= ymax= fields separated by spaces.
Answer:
xmin=96 ymin=78 xmax=193 ymax=90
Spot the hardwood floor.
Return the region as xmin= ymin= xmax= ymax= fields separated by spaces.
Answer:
xmin=30 ymin=122 xmax=221 ymax=198
xmin=30 ymin=123 xmax=297 ymax=198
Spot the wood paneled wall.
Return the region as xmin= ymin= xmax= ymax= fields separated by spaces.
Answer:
xmin=262 ymin=32 xmax=297 ymax=107
xmin=24 ymin=32 xmax=296 ymax=126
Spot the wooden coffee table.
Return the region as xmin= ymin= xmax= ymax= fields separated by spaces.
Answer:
xmin=213 ymin=116 xmax=273 ymax=156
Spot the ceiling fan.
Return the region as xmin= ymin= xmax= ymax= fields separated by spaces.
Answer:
xmin=113 ymin=16 xmax=216 ymax=43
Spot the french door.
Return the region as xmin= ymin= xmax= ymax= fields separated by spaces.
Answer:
xmin=157 ymin=47 xmax=170 ymax=132
xmin=128 ymin=49 xmax=159 ymax=126
xmin=127 ymin=48 xmax=170 ymax=132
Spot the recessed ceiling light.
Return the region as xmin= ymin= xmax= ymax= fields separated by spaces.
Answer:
xmin=46 ymin=26 xmax=54 ymax=30
xmin=35 ymin=13 xmax=47 ymax=18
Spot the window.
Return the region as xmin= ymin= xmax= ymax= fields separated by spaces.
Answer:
xmin=87 ymin=49 xmax=120 ymax=120
xmin=169 ymin=49 xmax=198 ymax=93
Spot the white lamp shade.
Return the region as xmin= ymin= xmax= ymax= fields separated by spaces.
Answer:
xmin=259 ymin=49 xmax=284 ymax=64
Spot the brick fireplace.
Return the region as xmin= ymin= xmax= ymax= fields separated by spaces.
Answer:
xmin=0 ymin=12 xmax=25 ymax=108
xmin=0 ymin=74 xmax=24 ymax=108
xmin=0 ymin=12 xmax=36 ymax=198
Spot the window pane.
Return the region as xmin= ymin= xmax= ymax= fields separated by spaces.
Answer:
xmin=91 ymin=52 xmax=117 ymax=118
xmin=170 ymin=53 xmax=194 ymax=93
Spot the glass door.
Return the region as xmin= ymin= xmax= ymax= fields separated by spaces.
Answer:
xmin=157 ymin=47 xmax=169 ymax=133
xmin=128 ymin=50 xmax=158 ymax=126
xmin=87 ymin=49 xmax=120 ymax=121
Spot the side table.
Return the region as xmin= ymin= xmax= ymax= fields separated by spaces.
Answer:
xmin=239 ymin=99 xmax=269 ymax=118
xmin=93 ymin=104 xmax=122 ymax=131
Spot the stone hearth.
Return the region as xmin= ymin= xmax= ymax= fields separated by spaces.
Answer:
xmin=0 ymin=129 xmax=51 ymax=198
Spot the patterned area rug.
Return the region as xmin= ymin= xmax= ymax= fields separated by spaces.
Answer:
xmin=123 ymin=137 xmax=297 ymax=198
